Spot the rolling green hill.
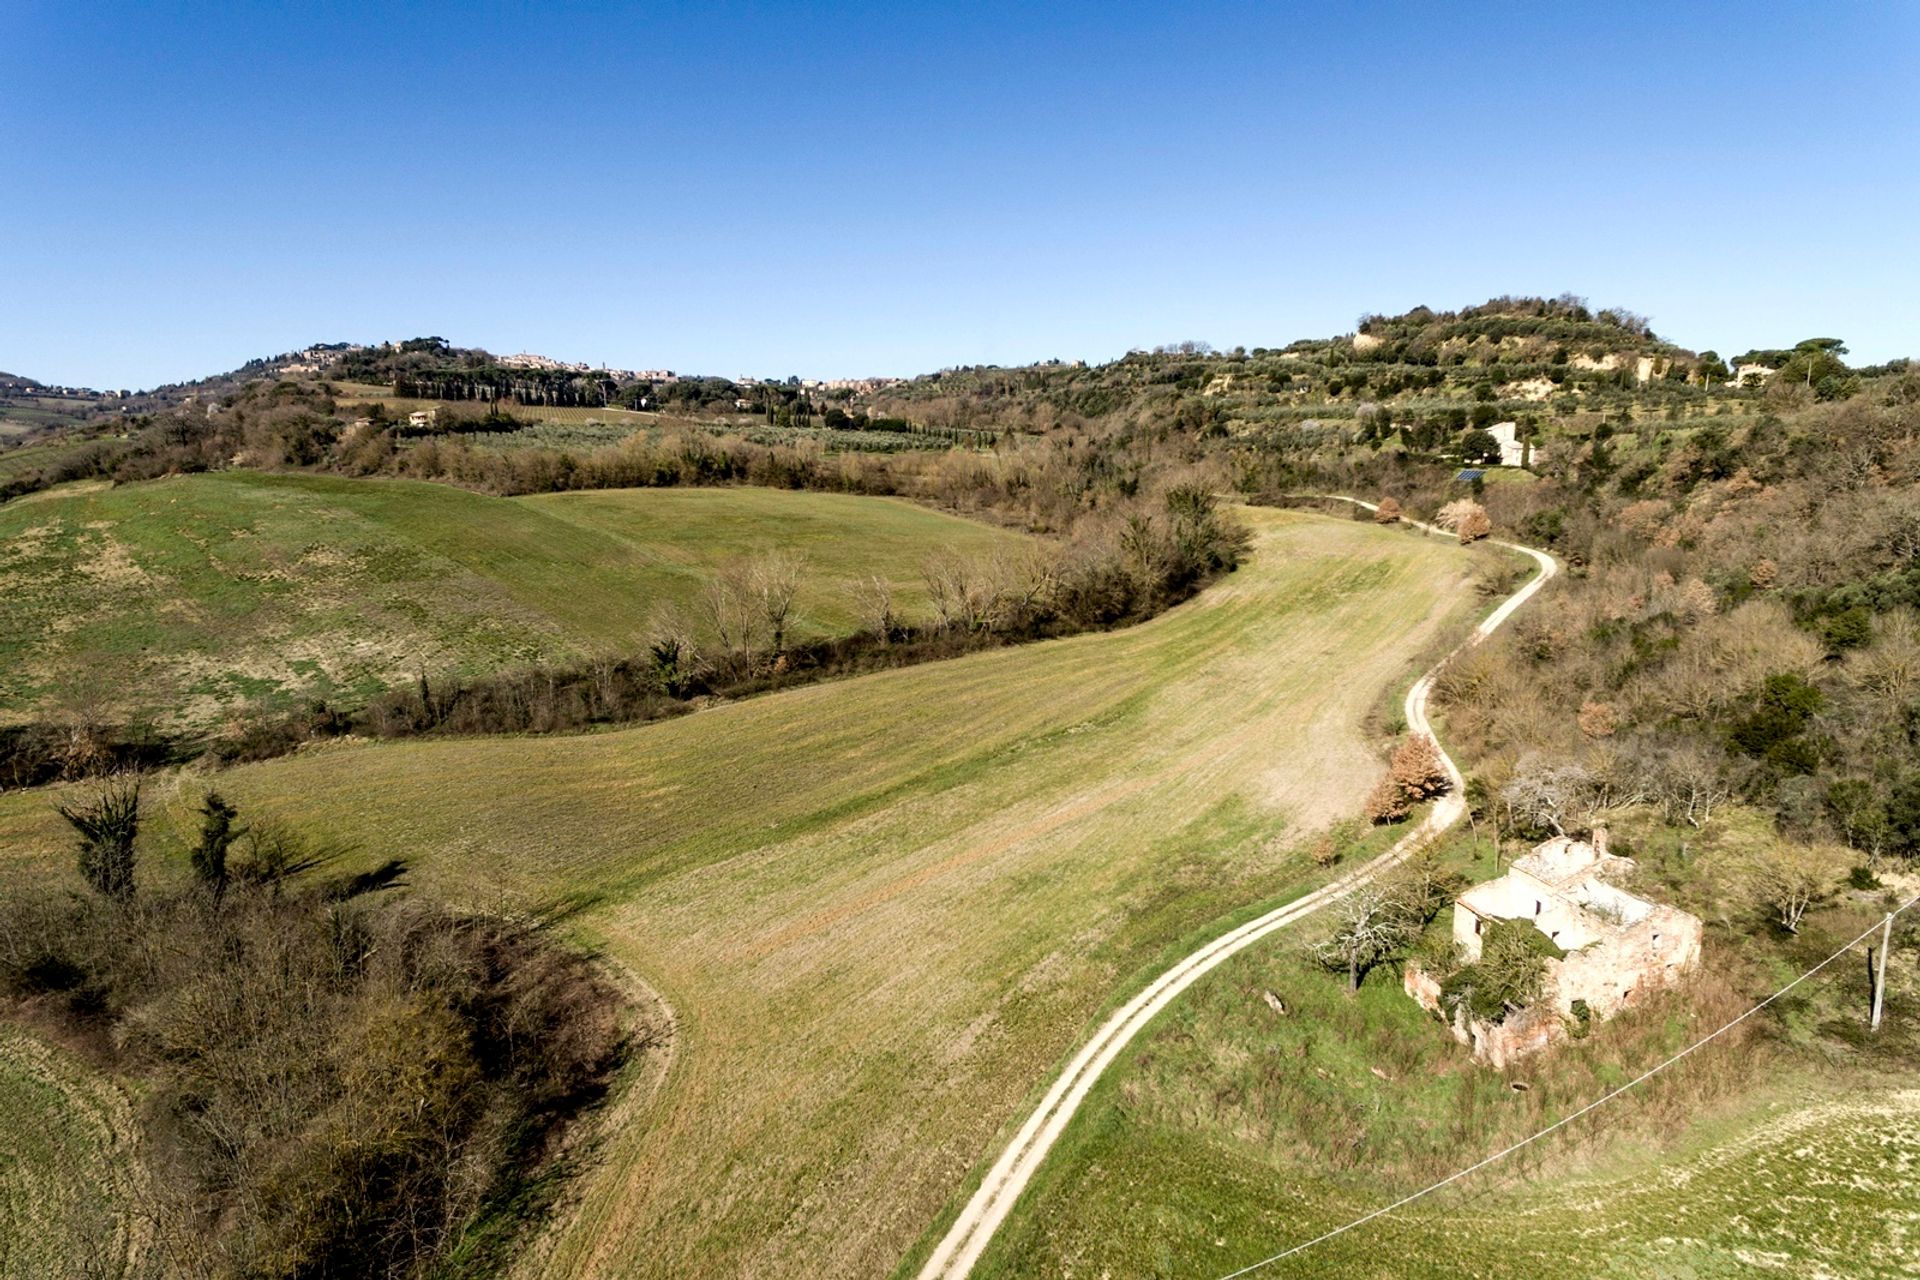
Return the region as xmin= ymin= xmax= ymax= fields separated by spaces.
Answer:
xmin=0 ymin=472 xmax=1030 ymax=730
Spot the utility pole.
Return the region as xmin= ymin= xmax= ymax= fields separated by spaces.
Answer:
xmin=1871 ymin=912 xmax=1893 ymax=1032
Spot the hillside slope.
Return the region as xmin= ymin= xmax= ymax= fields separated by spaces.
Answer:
xmin=0 ymin=507 xmax=1479 ymax=1277
xmin=0 ymin=473 xmax=1029 ymax=730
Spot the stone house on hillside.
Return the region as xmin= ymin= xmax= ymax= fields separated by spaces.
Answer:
xmin=1405 ymin=830 xmax=1702 ymax=1067
xmin=1485 ymin=421 xmax=1530 ymax=468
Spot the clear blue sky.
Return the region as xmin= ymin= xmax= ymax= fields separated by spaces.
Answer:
xmin=4 ymin=1 xmax=1915 ymax=389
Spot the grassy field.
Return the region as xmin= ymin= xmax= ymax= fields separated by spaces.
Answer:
xmin=0 ymin=1029 xmax=144 ymax=1278
xmin=0 ymin=472 xmax=1028 ymax=729
xmin=0 ymin=509 xmax=1477 ymax=1277
xmin=971 ymin=1070 xmax=1920 ymax=1278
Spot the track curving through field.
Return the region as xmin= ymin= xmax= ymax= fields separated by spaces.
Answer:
xmin=914 ymin=499 xmax=1557 ymax=1280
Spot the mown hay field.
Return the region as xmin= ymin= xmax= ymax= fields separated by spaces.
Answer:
xmin=0 ymin=1028 xmax=145 ymax=1279
xmin=0 ymin=472 xmax=1029 ymax=730
xmin=0 ymin=508 xmax=1479 ymax=1276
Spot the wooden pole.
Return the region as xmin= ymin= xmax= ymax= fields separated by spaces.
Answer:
xmin=1871 ymin=912 xmax=1893 ymax=1033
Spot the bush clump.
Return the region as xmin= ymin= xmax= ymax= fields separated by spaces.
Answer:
xmin=0 ymin=791 xmax=633 ymax=1279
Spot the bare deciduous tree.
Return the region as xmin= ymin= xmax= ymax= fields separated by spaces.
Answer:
xmin=851 ymin=573 xmax=896 ymax=642
xmin=748 ymin=550 xmax=805 ymax=655
xmin=922 ymin=551 xmax=973 ymax=631
xmin=1312 ymin=857 xmax=1453 ymax=991
xmin=1643 ymin=742 xmax=1735 ymax=831
xmin=1314 ymin=884 xmax=1420 ymax=991
xmin=699 ymin=561 xmax=770 ymax=674
xmin=1500 ymin=759 xmax=1599 ymax=837
xmin=1750 ymin=848 xmax=1828 ymax=934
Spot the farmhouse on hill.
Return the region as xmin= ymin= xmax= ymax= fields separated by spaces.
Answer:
xmin=1405 ymin=829 xmax=1702 ymax=1068
xmin=1485 ymin=421 xmax=1535 ymax=468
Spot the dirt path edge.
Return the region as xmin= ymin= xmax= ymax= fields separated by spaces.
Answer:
xmin=912 ymin=501 xmax=1557 ymax=1280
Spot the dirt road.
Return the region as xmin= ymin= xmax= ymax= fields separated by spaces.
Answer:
xmin=914 ymin=501 xmax=1556 ymax=1280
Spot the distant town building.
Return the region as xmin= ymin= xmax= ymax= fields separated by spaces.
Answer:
xmin=499 ymin=352 xmax=590 ymax=373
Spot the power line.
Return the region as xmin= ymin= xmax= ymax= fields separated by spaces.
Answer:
xmin=1214 ymin=893 xmax=1919 ymax=1280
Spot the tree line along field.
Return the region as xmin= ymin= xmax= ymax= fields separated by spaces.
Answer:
xmin=0 ymin=508 xmax=1480 ymax=1278
xmin=325 ymin=381 xmax=948 ymax=454
xmin=0 ymin=471 xmax=1031 ymax=732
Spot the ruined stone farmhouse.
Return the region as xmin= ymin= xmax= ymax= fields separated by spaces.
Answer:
xmin=1405 ymin=830 xmax=1703 ymax=1068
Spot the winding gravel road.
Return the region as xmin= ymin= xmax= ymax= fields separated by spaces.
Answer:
xmin=915 ymin=500 xmax=1558 ymax=1280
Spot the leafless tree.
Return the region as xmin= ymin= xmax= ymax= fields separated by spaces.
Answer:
xmin=1500 ymin=759 xmax=1600 ymax=837
xmin=748 ymin=550 xmax=805 ymax=654
xmin=851 ymin=573 xmax=897 ymax=641
xmin=1750 ymin=849 xmax=1827 ymax=934
xmin=1314 ymin=884 xmax=1421 ymax=992
xmin=922 ymin=551 xmax=973 ymax=631
xmin=1313 ymin=857 xmax=1453 ymax=991
xmin=698 ymin=562 xmax=767 ymax=676
xmin=1643 ymin=743 xmax=1735 ymax=830
xmin=992 ymin=546 xmax=1058 ymax=632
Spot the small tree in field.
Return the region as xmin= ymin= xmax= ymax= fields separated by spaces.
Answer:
xmin=1436 ymin=498 xmax=1492 ymax=543
xmin=1314 ymin=856 xmax=1455 ymax=991
xmin=749 ymin=551 xmax=805 ymax=655
xmin=58 ymin=777 xmax=141 ymax=901
xmin=1391 ymin=735 xmax=1451 ymax=801
xmin=192 ymin=792 xmax=242 ymax=895
xmin=1374 ymin=496 xmax=1402 ymax=524
xmin=1365 ymin=774 xmax=1410 ymax=824
xmin=1315 ymin=885 xmax=1418 ymax=991
xmin=1751 ymin=848 xmax=1828 ymax=934
xmin=851 ymin=573 xmax=897 ymax=642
